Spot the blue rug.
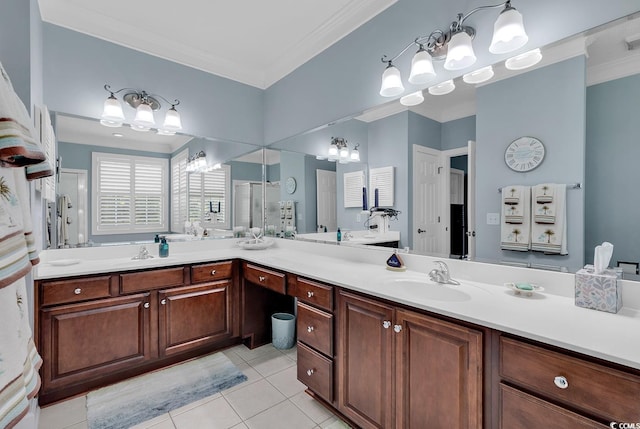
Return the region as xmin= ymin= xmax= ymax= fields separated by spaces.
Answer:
xmin=87 ymin=352 xmax=247 ymax=429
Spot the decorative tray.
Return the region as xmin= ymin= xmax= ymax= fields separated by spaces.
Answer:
xmin=237 ymin=238 xmax=275 ymax=250
xmin=505 ymin=282 xmax=544 ymax=297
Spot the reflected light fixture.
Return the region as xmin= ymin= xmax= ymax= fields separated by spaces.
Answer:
xmin=505 ymin=48 xmax=542 ymax=70
xmin=326 ymin=137 xmax=360 ymax=164
xmin=186 ymin=151 xmax=212 ymax=173
xmin=379 ymin=0 xmax=527 ymax=99
xmin=100 ymin=84 xmax=182 ymax=135
xmin=463 ymin=65 xmax=495 ymax=84
xmin=400 ymin=90 xmax=425 ymax=106
xmin=428 ymin=79 xmax=455 ymax=96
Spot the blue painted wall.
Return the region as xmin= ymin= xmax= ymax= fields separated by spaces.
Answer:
xmin=42 ymin=23 xmax=264 ymax=145
xmin=476 ymin=56 xmax=586 ymax=271
xmin=229 ymin=161 xmax=263 ymax=183
xmin=173 ymin=138 xmax=262 ymax=167
xmin=441 ymin=116 xmax=476 ymax=151
xmin=585 ymin=74 xmax=640 ymax=267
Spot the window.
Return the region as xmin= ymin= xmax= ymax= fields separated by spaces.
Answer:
xmin=188 ymin=165 xmax=231 ymax=229
xmin=170 ymin=150 xmax=188 ymax=232
xmin=92 ymin=152 xmax=168 ymax=235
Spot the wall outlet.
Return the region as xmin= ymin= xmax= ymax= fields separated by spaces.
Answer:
xmin=486 ymin=213 xmax=500 ymax=225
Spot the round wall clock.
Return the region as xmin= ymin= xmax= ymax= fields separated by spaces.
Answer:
xmin=285 ymin=176 xmax=297 ymax=194
xmin=504 ymin=136 xmax=545 ymax=172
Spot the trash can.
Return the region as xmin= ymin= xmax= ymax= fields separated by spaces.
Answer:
xmin=271 ymin=313 xmax=296 ymax=350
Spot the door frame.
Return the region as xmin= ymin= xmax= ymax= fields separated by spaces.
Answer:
xmin=59 ymin=168 xmax=88 ymax=247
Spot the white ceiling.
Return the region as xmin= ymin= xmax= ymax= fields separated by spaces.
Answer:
xmin=38 ymin=0 xmax=396 ymax=89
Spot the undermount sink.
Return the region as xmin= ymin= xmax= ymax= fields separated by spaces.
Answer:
xmin=384 ymin=278 xmax=471 ymax=302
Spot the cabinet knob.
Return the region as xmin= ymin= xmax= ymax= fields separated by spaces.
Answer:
xmin=144 ymin=302 xmax=150 ymax=309
xmin=393 ymin=324 xmax=402 ymax=333
xmin=73 ymin=288 xmax=82 ymax=295
xmin=211 ymin=270 xmax=216 ymax=275
xmin=307 ymin=326 xmax=314 ymax=333
xmin=554 ymin=376 xmax=569 ymax=389
xmin=259 ymin=276 xmax=266 ymax=282
xmin=161 ymin=299 xmax=167 ymax=305
xmin=306 ymin=369 xmax=315 ymax=376
xmin=383 ymin=321 xmax=391 ymax=329
xmin=307 ymin=291 xmax=314 ymax=298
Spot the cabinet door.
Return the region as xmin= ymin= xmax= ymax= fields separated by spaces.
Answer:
xmin=395 ymin=309 xmax=483 ymax=429
xmin=40 ymin=293 xmax=152 ymax=393
xmin=338 ymin=291 xmax=394 ymax=429
xmin=159 ymin=280 xmax=233 ymax=357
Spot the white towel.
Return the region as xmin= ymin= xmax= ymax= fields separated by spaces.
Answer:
xmin=504 ymin=203 xmax=524 ymax=224
xmin=58 ymin=194 xmax=71 ymax=246
xmin=501 ymin=186 xmax=531 ymax=251
xmin=534 ymin=183 xmax=554 ymax=204
xmin=533 ymin=183 xmax=558 ymax=223
xmin=502 ymin=185 xmax=526 ymax=224
xmin=503 ymin=186 xmax=522 ymax=205
xmin=531 ymin=184 xmax=567 ymax=254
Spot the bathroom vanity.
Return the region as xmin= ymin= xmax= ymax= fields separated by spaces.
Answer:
xmin=34 ymin=239 xmax=640 ymax=428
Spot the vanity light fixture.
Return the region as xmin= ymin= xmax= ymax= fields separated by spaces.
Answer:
xmin=400 ymin=90 xmax=425 ymax=106
xmin=428 ymin=79 xmax=455 ymax=96
xmin=100 ymin=84 xmax=183 ymax=135
xmin=379 ymin=0 xmax=528 ymax=96
xmin=350 ymin=144 xmax=361 ymax=162
xmin=326 ymin=137 xmax=360 ymax=163
xmin=463 ymin=65 xmax=495 ymax=84
xmin=185 ymin=151 xmax=212 ymax=174
xmin=504 ymin=48 xmax=542 ymax=70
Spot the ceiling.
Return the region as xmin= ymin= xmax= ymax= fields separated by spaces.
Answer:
xmin=38 ymin=0 xmax=396 ymax=89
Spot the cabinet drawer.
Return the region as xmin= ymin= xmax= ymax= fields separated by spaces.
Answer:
xmin=500 ymin=336 xmax=640 ymax=422
xmin=291 ymin=277 xmax=333 ymax=311
xmin=297 ymin=342 xmax=333 ymax=403
xmin=120 ymin=267 xmax=185 ymax=293
xmin=499 ymin=384 xmax=608 ymax=429
xmin=191 ymin=261 xmax=233 ymax=284
xmin=243 ymin=263 xmax=286 ymax=294
xmin=297 ymin=302 xmax=333 ymax=356
xmin=41 ymin=276 xmax=112 ymax=306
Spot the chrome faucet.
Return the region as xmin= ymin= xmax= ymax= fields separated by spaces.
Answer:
xmin=428 ymin=260 xmax=460 ymax=285
xmin=132 ymin=245 xmax=154 ymax=260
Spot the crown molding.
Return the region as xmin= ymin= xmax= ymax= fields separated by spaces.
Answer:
xmin=587 ymin=54 xmax=640 ymax=86
xmin=354 ymin=101 xmax=407 ymax=123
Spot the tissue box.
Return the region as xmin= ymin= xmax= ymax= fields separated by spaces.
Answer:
xmin=575 ymin=266 xmax=622 ymax=313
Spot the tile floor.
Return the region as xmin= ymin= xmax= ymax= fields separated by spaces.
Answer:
xmin=38 ymin=344 xmax=352 ymax=429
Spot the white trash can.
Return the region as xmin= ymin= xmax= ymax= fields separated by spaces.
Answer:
xmin=271 ymin=313 xmax=296 ymax=350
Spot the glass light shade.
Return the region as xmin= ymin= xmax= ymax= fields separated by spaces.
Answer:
xmin=157 ymin=129 xmax=176 ymax=136
xmin=400 ymin=90 xmax=425 ymax=107
xmin=428 ymin=79 xmax=456 ymax=96
xmin=212 ymin=163 xmax=222 ymax=170
xmin=196 ymin=155 xmax=207 ymax=171
xmin=463 ymin=65 xmax=495 ymax=84
xmin=379 ymin=64 xmax=404 ymax=97
xmin=163 ymin=107 xmax=182 ymax=131
xmin=339 ymin=146 xmax=349 ymax=160
xmin=505 ymin=48 xmax=542 ymax=70
xmin=408 ymin=49 xmax=436 ymax=85
xmin=100 ymin=96 xmax=125 ymax=127
xmin=134 ymin=103 xmax=155 ymax=127
xmin=444 ymin=32 xmax=477 ymax=70
xmin=350 ymin=149 xmax=360 ymax=162
xmin=328 ymin=143 xmax=339 ymax=160
xmin=489 ymin=7 xmax=528 ymax=54
xmin=130 ymin=123 xmax=151 ymax=132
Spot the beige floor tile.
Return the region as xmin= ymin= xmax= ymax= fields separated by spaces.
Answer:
xmin=317 ymin=416 xmax=352 ymax=429
xmin=129 ymin=413 xmax=172 ymax=429
xmin=145 ymin=419 xmax=177 ymax=429
xmin=63 ymin=421 xmax=88 ymax=429
xmin=222 ymin=362 xmax=263 ymax=394
xmin=281 ymin=346 xmax=298 ymax=362
xmin=229 ymin=423 xmax=248 ymax=429
xmin=245 ymin=400 xmax=315 ymax=429
xmin=38 ymin=396 xmax=87 ymax=429
xmin=266 ymin=366 xmax=306 ymax=398
xmin=246 ymin=350 xmax=296 ymax=378
xmin=223 ymin=379 xmax=286 ymax=420
xmin=222 ymin=348 xmax=247 ymax=366
xmin=290 ymin=391 xmax=333 ymax=424
xmin=168 ymin=392 xmax=222 ymax=417
xmin=172 ymin=396 xmax=241 ymax=429
xmin=232 ymin=344 xmax=280 ymax=362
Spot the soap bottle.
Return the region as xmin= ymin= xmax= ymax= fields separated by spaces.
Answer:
xmin=154 ymin=234 xmax=160 ymax=243
xmin=337 ymin=228 xmax=342 ymax=242
xmin=159 ymin=237 xmax=169 ymax=258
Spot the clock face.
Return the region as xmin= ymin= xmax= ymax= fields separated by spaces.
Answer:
xmin=504 ymin=137 xmax=545 ymax=172
xmin=286 ymin=177 xmax=297 ymax=194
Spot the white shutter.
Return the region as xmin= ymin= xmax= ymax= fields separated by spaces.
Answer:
xmin=134 ymin=162 xmax=163 ymax=226
xmin=97 ymin=159 xmax=131 ymax=226
xmin=187 ymin=164 xmax=231 ymax=228
xmin=171 ymin=150 xmax=188 ymax=232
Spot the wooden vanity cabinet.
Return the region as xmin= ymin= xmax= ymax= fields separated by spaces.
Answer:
xmin=337 ymin=290 xmax=483 ymax=429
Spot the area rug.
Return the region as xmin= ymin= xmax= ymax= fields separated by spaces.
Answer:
xmin=87 ymin=352 xmax=247 ymax=429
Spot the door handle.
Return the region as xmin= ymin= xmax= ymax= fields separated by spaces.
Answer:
xmin=466 ymin=231 xmax=476 ymax=237
xmin=417 ymin=228 xmax=426 ymax=234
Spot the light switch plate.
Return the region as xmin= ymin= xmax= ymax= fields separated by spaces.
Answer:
xmin=486 ymin=213 xmax=500 ymax=225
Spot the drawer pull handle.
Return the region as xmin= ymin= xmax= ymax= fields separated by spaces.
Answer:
xmin=307 ymin=369 xmax=315 ymax=376
xmin=393 ymin=324 xmax=402 ymax=333
xmin=211 ymin=270 xmax=216 ymax=275
xmin=383 ymin=321 xmax=391 ymax=329
xmin=161 ymin=299 xmax=167 ymax=305
xmin=554 ymin=376 xmax=569 ymax=389
xmin=307 ymin=326 xmax=314 ymax=333
xmin=74 ymin=288 xmax=82 ymax=295
xmin=259 ymin=276 xmax=266 ymax=282
xmin=144 ymin=302 xmax=150 ymax=309
xmin=307 ymin=291 xmax=314 ymax=298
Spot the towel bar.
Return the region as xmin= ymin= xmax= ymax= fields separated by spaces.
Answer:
xmin=498 ymin=183 xmax=581 ymax=193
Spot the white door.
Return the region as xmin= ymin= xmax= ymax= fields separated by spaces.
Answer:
xmin=58 ymin=169 xmax=88 ymax=247
xmin=412 ymin=145 xmax=443 ymax=255
xmin=316 ymin=169 xmax=337 ymax=231
xmin=450 ymin=169 xmax=464 ymax=205
xmin=467 ymin=140 xmax=477 ymax=259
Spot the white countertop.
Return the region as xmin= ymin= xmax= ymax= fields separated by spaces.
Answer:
xmin=36 ymin=239 xmax=640 ymax=371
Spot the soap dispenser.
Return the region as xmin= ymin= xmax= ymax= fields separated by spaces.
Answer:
xmin=159 ymin=236 xmax=169 ymax=258
xmin=337 ymin=228 xmax=342 ymax=242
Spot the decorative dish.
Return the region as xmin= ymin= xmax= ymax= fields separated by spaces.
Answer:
xmin=505 ymin=282 xmax=544 ymax=297
xmin=237 ymin=238 xmax=275 ymax=250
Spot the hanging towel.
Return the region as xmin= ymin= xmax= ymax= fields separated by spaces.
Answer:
xmin=504 ymin=202 xmax=524 ymax=224
xmin=501 ymin=186 xmax=531 ymax=251
xmin=531 ymin=184 xmax=567 ymax=255
xmin=502 ymin=185 xmax=526 ymax=224
xmin=58 ymin=194 xmax=71 ymax=246
xmin=503 ymin=186 xmax=522 ymax=205
xmin=532 ymin=183 xmax=558 ymax=223
xmin=534 ymin=183 xmax=554 ymax=204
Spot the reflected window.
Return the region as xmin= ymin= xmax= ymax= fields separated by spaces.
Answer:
xmin=188 ymin=166 xmax=230 ymax=228
xmin=92 ymin=152 xmax=168 ymax=234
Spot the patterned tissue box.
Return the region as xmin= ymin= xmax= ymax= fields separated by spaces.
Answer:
xmin=575 ymin=266 xmax=622 ymax=314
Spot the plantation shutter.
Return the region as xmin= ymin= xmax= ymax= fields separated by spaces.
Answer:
xmin=171 ymin=150 xmax=188 ymax=232
xmin=134 ymin=161 xmax=163 ymax=226
xmin=97 ymin=158 xmax=132 ymax=226
xmin=187 ymin=164 xmax=230 ymax=228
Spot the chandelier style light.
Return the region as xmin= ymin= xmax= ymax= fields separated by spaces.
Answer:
xmin=320 ymin=137 xmax=360 ymax=163
xmin=185 ymin=151 xmax=220 ymax=174
xmin=100 ymin=84 xmax=183 ymax=135
xmin=379 ymin=0 xmax=528 ymax=99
